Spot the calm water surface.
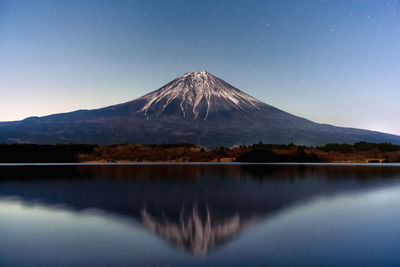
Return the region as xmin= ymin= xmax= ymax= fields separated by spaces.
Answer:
xmin=1 ymin=164 xmax=400 ymax=266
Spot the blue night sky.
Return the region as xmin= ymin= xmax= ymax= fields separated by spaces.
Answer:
xmin=1 ymin=0 xmax=399 ymax=134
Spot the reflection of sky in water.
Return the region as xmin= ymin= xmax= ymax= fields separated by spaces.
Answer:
xmin=1 ymin=183 xmax=400 ymax=266
xmin=0 ymin=199 xmax=189 ymax=266
xmin=218 ymin=185 xmax=400 ymax=265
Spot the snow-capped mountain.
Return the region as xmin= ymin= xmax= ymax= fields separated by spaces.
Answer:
xmin=137 ymin=71 xmax=265 ymax=120
xmin=1 ymin=71 xmax=400 ymax=147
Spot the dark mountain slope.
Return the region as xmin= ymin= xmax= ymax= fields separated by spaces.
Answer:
xmin=1 ymin=71 xmax=399 ymax=147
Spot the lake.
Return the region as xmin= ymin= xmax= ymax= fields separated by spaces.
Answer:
xmin=1 ymin=163 xmax=400 ymax=266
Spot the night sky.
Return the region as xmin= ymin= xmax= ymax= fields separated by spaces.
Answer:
xmin=1 ymin=0 xmax=399 ymax=134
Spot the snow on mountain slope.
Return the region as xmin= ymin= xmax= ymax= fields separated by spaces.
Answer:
xmin=137 ymin=71 xmax=266 ymax=120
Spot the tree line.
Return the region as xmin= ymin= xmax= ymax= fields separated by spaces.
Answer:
xmin=1 ymin=142 xmax=400 ymax=163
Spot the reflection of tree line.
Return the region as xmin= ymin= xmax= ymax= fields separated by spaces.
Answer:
xmin=75 ymin=164 xmax=400 ymax=183
xmin=1 ymin=165 xmax=400 ymax=253
xmin=4 ymin=163 xmax=400 ymax=183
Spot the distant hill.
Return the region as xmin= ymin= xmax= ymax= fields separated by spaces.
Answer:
xmin=1 ymin=71 xmax=400 ymax=147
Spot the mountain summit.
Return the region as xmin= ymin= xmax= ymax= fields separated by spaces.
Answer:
xmin=137 ymin=71 xmax=265 ymax=120
xmin=1 ymin=71 xmax=400 ymax=147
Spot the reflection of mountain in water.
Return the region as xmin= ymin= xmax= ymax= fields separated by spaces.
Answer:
xmin=1 ymin=164 xmax=400 ymax=254
xmin=142 ymin=205 xmax=258 ymax=254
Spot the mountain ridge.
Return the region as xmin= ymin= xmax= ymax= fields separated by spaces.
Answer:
xmin=1 ymin=71 xmax=400 ymax=147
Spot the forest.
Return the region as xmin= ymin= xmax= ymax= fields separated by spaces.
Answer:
xmin=1 ymin=142 xmax=400 ymax=163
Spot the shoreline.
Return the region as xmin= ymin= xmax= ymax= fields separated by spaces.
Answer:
xmin=2 ymin=162 xmax=400 ymax=166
